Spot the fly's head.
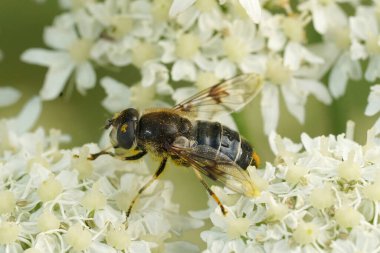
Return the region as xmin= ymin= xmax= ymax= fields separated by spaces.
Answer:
xmin=106 ymin=108 xmax=139 ymax=150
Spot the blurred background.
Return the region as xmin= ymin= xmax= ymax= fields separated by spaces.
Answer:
xmin=0 ymin=0 xmax=377 ymax=247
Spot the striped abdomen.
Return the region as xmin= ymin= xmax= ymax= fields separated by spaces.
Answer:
xmin=193 ymin=120 xmax=259 ymax=169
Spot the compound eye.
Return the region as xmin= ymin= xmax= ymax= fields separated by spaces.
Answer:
xmin=116 ymin=121 xmax=136 ymax=149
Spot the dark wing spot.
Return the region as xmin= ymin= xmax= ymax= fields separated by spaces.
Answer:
xmin=209 ymin=84 xmax=229 ymax=104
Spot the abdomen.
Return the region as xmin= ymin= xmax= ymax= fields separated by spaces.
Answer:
xmin=193 ymin=120 xmax=256 ymax=169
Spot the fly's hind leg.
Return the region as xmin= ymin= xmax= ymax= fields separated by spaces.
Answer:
xmin=125 ymin=157 xmax=168 ymax=222
xmin=192 ymin=168 xmax=227 ymax=216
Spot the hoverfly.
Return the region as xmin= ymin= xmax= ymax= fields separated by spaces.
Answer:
xmin=89 ymin=73 xmax=263 ymax=218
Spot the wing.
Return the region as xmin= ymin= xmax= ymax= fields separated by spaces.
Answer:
xmin=173 ymin=73 xmax=263 ymax=119
xmin=169 ymin=141 xmax=260 ymax=197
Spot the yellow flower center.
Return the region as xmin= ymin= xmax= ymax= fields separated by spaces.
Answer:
xmin=223 ymin=36 xmax=249 ymax=63
xmin=175 ymin=33 xmax=201 ymax=59
xmin=132 ymin=41 xmax=157 ymax=68
xmin=110 ymin=16 xmax=133 ymax=39
xmin=282 ymin=16 xmax=306 ymax=43
xmin=195 ymin=0 xmax=217 ymax=12
xmin=152 ymin=0 xmax=171 ymax=22
xmin=366 ymin=34 xmax=380 ymax=55
xmin=69 ymin=39 xmax=92 ymax=63
xmin=266 ymin=56 xmax=292 ymax=85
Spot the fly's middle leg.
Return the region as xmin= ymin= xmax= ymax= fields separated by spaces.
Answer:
xmin=124 ymin=157 xmax=168 ymax=226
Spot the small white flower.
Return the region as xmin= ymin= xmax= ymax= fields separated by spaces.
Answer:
xmin=350 ymin=6 xmax=380 ymax=82
xmin=159 ymin=30 xmax=216 ymax=81
xmin=21 ymin=11 xmax=102 ymax=100
xmin=261 ymin=55 xmax=331 ymax=134
xmin=100 ymin=75 xmax=172 ymax=113
xmin=214 ymin=19 xmax=264 ymax=78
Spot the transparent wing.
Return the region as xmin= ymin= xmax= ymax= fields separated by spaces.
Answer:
xmin=173 ymin=73 xmax=263 ymax=119
xmin=170 ymin=142 xmax=260 ymax=197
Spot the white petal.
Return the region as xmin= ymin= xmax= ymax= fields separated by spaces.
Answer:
xmin=40 ymin=57 xmax=74 ymax=100
xmin=165 ymin=242 xmax=199 ymax=253
xmin=281 ymin=83 xmax=305 ymax=124
xmin=21 ymin=49 xmax=66 ymax=67
xmin=172 ymin=87 xmax=197 ymax=104
xmin=75 ymin=61 xmax=96 ymax=94
xmin=141 ymin=62 xmax=169 ymax=87
xmin=176 ymin=6 xmax=199 ymax=31
xmin=284 ymin=42 xmax=324 ymax=71
xmin=240 ymin=54 xmax=266 ymax=74
xmin=348 ymin=57 xmax=362 ymax=80
xmin=171 ymin=60 xmax=197 ymax=81
xmin=284 ymin=43 xmax=302 ymax=70
xmin=373 ymin=117 xmax=380 ymax=135
xmin=238 ymin=0 xmax=262 ymax=23
xmin=0 ymin=87 xmax=21 ymax=107
xmin=100 ymin=77 xmax=131 ymax=112
xmin=306 ymin=42 xmax=337 ymax=79
xmin=89 ymin=242 xmax=117 ymax=253
xmin=328 ymin=58 xmax=349 ymax=98
xmin=9 ymin=96 xmax=42 ymax=133
xmin=34 ymin=234 xmax=59 ymax=253
xmin=260 ymin=84 xmax=279 ymax=134
xmin=267 ymin=30 xmax=286 ymax=52
xmin=43 ymin=26 xmax=76 ymax=50
xmin=129 ymin=241 xmax=151 ymax=253
xmin=156 ymin=81 xmax=174 ymax=95
xmin=365 ymin=55 xmax=380 ymax=82
xmin=169 ymin=0 xmax=196 ymax=17
xmin=214 ymin=59 xmax=236 ymax=79
xmin=194 ymin=53 xmax=216 ymax=72
xmin=91 ymin=39 xmax=111 ymax=59
xmin=159 ymin=40 xmax=176 ymax=63
xmin=198 ymin=10 xmax=223 ymax=32
xmin=76 ymin=9 xmax=101 ymax=39
xmin=297 ymin=79 xmax=332 ymax=105
xmin=365 ymin=85 xmax=380 ymax=116
xmin=312 ymin=4 xmax=327 ymax=34
xmin=350 ymin=40 xmax=367 ymax=60
xmin=350 ymin=10 xmax=378 ymax=41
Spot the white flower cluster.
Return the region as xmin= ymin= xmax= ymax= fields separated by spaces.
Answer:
xmin=19 ymin=0 xmax=379 ymax=133
xmin=0 ymin=120 xmax=202 ymax=253
xmin=195 ymin=126 xmax=380 ymax=252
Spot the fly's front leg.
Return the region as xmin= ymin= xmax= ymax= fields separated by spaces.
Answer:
xmin=88 ymin=150 xmax=115 ymax=160
xmin=88 ymin=147 xmax=147 ymax=161
xmin=125 ymin=157 xmax=168 ymax=224
xmin=123 ymin=150 xmax=147 ymax=160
